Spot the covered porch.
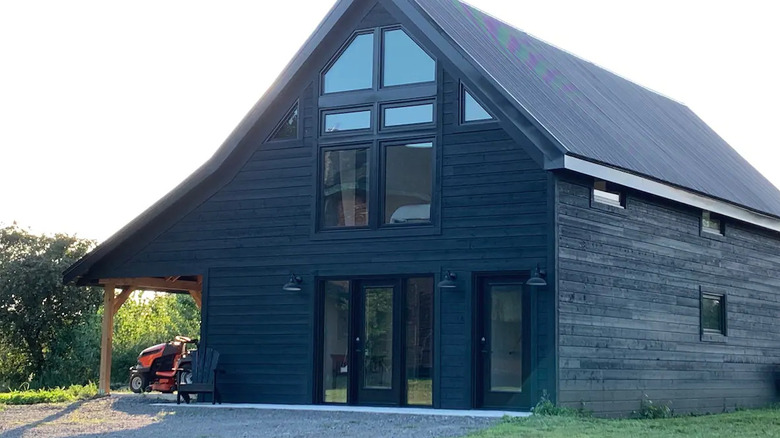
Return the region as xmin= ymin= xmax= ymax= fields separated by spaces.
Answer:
xmin=97 ymin=275 xmax=203 ymax=395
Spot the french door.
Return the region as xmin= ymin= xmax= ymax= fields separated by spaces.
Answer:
xmin=319 ymin=277 xmax=433 ymax=407
xmin=475 ymin=276 xmax=532 ymax=410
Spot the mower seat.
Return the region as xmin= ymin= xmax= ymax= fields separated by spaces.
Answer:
xmin=156 ymin=371 xmax=177 ymax=378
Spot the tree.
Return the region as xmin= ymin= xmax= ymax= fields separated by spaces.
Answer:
xmin=0 ymin=224 xmax=100 ymax=386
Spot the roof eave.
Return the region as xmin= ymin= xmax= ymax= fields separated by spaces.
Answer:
xmin=552 ymin=155 xmax=780 ymax=233
xmin=63 ymin=0 xmax=356 ymax=285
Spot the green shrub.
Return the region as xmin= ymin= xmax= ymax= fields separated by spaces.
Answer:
xmin=531 ymin=390 xmax=591 ymax=417
xmin=634 ymin=394 xmax=673 ymax=419
xmin=0 ymin=383 xmax=97 ymax=405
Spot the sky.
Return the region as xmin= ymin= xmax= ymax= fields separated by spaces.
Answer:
xmin=1 ymin=0 xmax=778 ymax=242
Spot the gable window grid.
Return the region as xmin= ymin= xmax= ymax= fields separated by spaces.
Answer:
xmin=701 ymin=210 xmax=725 ymax=236
xmin=316 ymin=25 xmax=438 ymax=235
xmin=700 ymin=289 xmax=727 ymax=338
xmin=592 ymin=179 xmax=625 ymax=209
xmin=460 ymin=84 xmax=494 ymax=124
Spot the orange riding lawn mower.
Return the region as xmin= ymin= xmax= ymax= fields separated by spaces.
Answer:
xmin=129 ymin=336 xmax=197 ymax=394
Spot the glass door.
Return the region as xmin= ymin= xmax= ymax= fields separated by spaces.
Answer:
xmin=476 ymin=277 xmax=532 ymax=409
xmin=355 ymin=281 xmax=401 ymax=405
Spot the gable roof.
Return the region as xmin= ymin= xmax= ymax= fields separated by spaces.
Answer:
xmin=413 ymin=0 xmax=780 ymax=218
xmin=64 ymin=0 xmax=780 ymax=284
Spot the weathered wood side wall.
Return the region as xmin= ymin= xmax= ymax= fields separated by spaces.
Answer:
xmin=556 ymin=173 xmax=780 ymax=416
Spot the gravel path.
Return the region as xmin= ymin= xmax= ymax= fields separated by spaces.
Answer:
xmin=0 ymin=394 xmax=499 ymax=437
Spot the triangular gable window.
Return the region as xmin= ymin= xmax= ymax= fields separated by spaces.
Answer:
xmin=462 ymin=88 xmax=493 ymax=122
xmin=382 ymin=29 xmax=435 ymax=87
xmin=269 ymin=103 xmax=299 ymax=141
xmin=323 ymin=33 xmax=375 ymax=94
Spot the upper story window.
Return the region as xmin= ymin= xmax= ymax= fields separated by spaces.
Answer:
xmin=323 ymin=33 xmax=375 ymax=94
xmin=461 ymin=86 xmax=493 ymax=123
xmin=382 ymin=29 xmax=435 ymax=87
xmin=593 ymin=179 xmax=625 ymax=208
xmin=268 ymin=102 xmax=299 ymax=141
xmin=321 ymin=27 xmax=435 ymax=96
xmin=317 ymin=26 xmax=437 ymax=235
xmin=701 ymin=210 xmax=725 ymax=236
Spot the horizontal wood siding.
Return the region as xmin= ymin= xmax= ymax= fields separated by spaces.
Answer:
xmin=556 ymin=174 xmax=780 ymax=416
xmin=96 ymin=2 xmax=553 ymax=407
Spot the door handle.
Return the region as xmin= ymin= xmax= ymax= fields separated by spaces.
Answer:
xmin=480 ymin=337 xmax=489 ymax=354
xmin=354 ymin=336 xmax=363 ymax=353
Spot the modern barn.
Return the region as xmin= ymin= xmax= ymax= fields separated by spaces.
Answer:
xmin=65 ymin=0 xmax=780 ymax=416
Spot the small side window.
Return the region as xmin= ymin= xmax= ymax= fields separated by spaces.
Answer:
xmin=701 ymin=211 xmax=725 ymax=236
xmin=268 ymin=103 xmax=299 ymax=141
xmin=701 ymin=291 xmax=727 ymax=337
xmin=461 ymin=86 xmax=493 ymax=123
xmin=592 ymin=179 xmax=625 ymax=208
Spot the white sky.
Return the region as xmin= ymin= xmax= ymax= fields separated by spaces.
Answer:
xmin=1 ymin=1 xmax=778 ymax=242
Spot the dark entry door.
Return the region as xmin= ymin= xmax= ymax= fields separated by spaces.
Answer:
xmin=354 ymin=280 xmax=401 ymax=405
xmin=476 ymin=277 xmax=532 ymax=409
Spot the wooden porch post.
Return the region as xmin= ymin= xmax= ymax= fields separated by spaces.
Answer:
xmin=99 ymin=283 xmax=115 ymax=395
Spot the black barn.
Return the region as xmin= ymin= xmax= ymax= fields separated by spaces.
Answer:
xmin=65 ymin=0 xmax=780 ymax=416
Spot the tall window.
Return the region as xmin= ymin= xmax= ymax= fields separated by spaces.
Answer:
xmin=322 ymin=148 xmax=370 ymax=228
xmin=701 ymin=291 xmax=727 ymax=337
xmin=318 ymin=26 xmax=437 ymax=233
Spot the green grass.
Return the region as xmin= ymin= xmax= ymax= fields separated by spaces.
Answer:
xmin=0 ymin=383 xmax=98 ymax=405
xmin=467 ymin=407 xmax=780 ymax=438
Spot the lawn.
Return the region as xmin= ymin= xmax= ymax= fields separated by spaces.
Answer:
xmin=467 ymin=407 xmax=780 ymax=438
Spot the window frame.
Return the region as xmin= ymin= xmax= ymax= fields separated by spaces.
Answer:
xmin=459 ymin=83 xmax=495 ymax=125
xmin=319 ymin=143 xmax=373 ymax=231
xmin=321 ymin=106 xmax=374 ymax=136
xmin=380 ymin=26 xmax=437 ymax=90
xmin=379 ymin=137 xmax=436 ymax=228
xmin=380 ymin=99 xmax=436 ymax=131
xmin=321 ymin=31 xmax=376 ymax=95
xmin=700 ymin=287 xmax=728 ymax=342
xmin=266 ymin=100 xmax=301 ymax=143
xmin=700 ymin=210 xmax=726 ymax=237
xmin=591 ymin=179 xmax=627 ymax=211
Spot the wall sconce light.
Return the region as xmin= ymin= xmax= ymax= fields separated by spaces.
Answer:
xmin=282 ymin=273 xmax=303 ymax=292
xmin=526 ymin=264 xmax=547 ymax=287
xmin=438 ymin=271 xmax=458 ymax=289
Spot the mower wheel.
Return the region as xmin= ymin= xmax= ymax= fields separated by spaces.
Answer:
xmin=129 ymin=372 xmax=148 ymax=394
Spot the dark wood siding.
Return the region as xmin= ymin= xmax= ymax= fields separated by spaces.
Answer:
xmin=93 ymin=1 xmax=553 ymax=407
xmin=556 ymin=173 xmax=780 ymax=416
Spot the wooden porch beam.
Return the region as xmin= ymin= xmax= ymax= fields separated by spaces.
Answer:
xmin=100 ymin=277 xmax=200 ymax=293
xmin=112 ymin=287 xmax=135 ymax=316
xmin=188 ymin=290 xmax=202 ymax=310
xmin=99 ymin=283 xmax=115 ymax=396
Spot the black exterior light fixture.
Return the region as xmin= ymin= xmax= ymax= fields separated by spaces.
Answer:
xmin=438 ymin=271 xmax=458 ymax=290
xmin=526 ymin=264 xmax=547 ymax=287
xmin=282 ymin=273 xmax=303 ymax=292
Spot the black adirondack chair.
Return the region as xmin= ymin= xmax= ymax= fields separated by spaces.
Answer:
xmin=176 ymin=347 xmax=221 ymax=404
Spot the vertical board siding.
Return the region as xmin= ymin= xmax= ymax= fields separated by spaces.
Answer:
xmin=556 ymin=176 xmax=780 ymax=416
xmin=97 ymin=3 xmax=552 ymax=407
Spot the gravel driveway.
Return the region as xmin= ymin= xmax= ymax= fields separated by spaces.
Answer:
xmin=0 ymin=394 xmax=499 ymax=437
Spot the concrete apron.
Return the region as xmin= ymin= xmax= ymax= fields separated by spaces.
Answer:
xmin=151 ymin=403 xmax=531 ymax=418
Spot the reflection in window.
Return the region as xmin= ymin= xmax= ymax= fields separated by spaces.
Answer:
xmin=406 ymin=277 xmax=433 ymax=405
xmin=384 ymin=142 xmax=433 ymax=224
xmin=322 ymin=148 xmax=369 ymax=228
xmin=382 ymin=29 xmax=435 ymax=87
xmin=324 ymin=33 xmax=374 ymax=93
xmin=324 ymin=110 xmax=372 ymax=133
xmin=363 ymin=286 xmax=394 ymax=389
xmin=462 ymin=89 xmax=492 ymax=122
xmin=702 ymin=293 xmax=726 ymax=335
xmin=269 ymin=104 xmax=298 ymax=141
xmin=702 ymin=211 xmax=724 ymax=235
xmin=384 ymin=103 xmax=433 ymax=127
xmin=322 ymin=280 xmax=350 ymax=403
